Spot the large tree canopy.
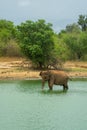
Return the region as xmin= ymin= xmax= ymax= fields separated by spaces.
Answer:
xmin=17 ymin=19 xmax=54 ymax=68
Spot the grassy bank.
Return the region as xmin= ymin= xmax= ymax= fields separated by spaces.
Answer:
xmin=0 ymin=57 xmax=87 ymax=80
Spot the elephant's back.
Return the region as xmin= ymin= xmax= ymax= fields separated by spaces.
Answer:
xmin=52 ymin=70 xmax=69 ymax=81
xmin=51 ymin=70 xmax=68 ymax=77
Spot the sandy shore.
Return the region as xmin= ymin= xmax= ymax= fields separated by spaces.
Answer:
xmin=0 ymin=57 xmax=87 ymax=80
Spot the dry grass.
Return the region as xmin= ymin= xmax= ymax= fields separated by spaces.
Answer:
xmin=0 ymin=57 xmax=40 ymax=80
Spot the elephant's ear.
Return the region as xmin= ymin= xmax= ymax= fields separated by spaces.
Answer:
xmin=39 ymin=71 xmax=42 ymax=76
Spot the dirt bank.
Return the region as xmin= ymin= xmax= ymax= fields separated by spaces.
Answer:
xmin=0 ymin=57 xmax=87 ymax=80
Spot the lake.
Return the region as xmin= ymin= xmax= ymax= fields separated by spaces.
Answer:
xmin=0 ymin=80 xmax=87 ymax=130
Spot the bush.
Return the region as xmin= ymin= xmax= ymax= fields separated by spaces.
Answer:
xmin=0 ymin=40 xmax=22 ymax=57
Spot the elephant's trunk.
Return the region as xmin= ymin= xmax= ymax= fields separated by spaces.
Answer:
xmin=42 ymin=80 xmax=45 ymax=90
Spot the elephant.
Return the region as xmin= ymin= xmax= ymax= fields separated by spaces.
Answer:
xmin=39 ymin=70 xmax=69 ymax=91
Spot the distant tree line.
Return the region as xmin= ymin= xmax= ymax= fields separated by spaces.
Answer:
xmin=0 ymin=14 xmax=87 ymax=68
xmin=58 ymin=14 xmax=87 ymax=61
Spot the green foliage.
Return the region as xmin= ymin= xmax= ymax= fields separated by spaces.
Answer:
xmin=62 ymin=32 xmax=87 ymax=60
xmin=0 ymin=19 xmax=21 ymax=57
xmin=17 ymin=19 xmax=54 ymax=68
xmin=65 ymin=23 xmax=81 ymax=33
xmin=79 ymin=32 xmax=87 ymax=60
xmin=0 ymin=19 xmax=17 ymax=42
xmin=58 ymin=15 xmax=87 ymax=61
xmin=0 ymin=15 xmax=87 ymax=63
xmin=78 ymin=15 xmax=87 ymax=31
xmin=53 ymin=34 xmax=70 ymax=61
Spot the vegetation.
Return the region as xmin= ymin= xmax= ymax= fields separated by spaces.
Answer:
xmin=78 ymin=15 xmax=87 ymax=31
xmin=59 ymin=32 xmax=87 ymax=60
xmin=17 ymin=20 xmax=54 ymax=68
xmin=0 ymin=19 xmax=21 ymax=57
xmin=0 ymin=15 xmax=87 ymax=68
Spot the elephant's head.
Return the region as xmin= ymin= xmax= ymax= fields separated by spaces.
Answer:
xmin=40 ymin=71 xmax=50 ymax=89
xmin=39 ymin=71 xmax=50 ymax=81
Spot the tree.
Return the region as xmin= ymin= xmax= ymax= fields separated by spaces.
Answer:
xmin=65 ymin=23 xmax=81 ymax=33
xmin=17 ymin=19 xmax=54 ymax=68
xmin=53 ymin=34 xmax=70 ymax=61
xmin=79 ymin=32 xmax=87 ymax=60
xmin=78 ymin=15 xmax=87 ymax=31
xmin=63 ymin=34 xmax=78 ymax=59
xmin=0 ymin=19 xmax=20 ymax=56
xmin=63 ymin=33 xmax=87 ymax=60
xmin=0 ymin=19 xmax=17 ymax=42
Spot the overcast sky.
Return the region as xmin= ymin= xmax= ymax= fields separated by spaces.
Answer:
xmin=0 ymin=0 xmax=87 ymax=32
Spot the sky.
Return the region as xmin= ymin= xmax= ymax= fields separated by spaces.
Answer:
xmin=0 ymin=0 xmax=87 ymax=32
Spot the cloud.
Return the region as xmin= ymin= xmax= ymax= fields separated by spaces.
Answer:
xmin=18 ymin=0 xmax=31 ymax=7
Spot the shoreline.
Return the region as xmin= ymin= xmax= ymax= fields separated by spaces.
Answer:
xmin=0 ymin=71 xmax=87 ymax=80
xmin=0 ymin=57 xmax=87 ymax=80
xmin=0 ymin=77 xmax=87 ymax=81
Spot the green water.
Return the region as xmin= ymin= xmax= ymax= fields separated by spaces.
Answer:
xmin=0 ymin=80 xmax=87 ymax=130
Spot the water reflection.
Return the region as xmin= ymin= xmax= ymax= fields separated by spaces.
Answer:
xmin=41 ymin=89 xmax=68 ymax=95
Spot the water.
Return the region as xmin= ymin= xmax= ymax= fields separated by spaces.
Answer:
xmin=0 ymin=80 xmax=87 ymax=130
